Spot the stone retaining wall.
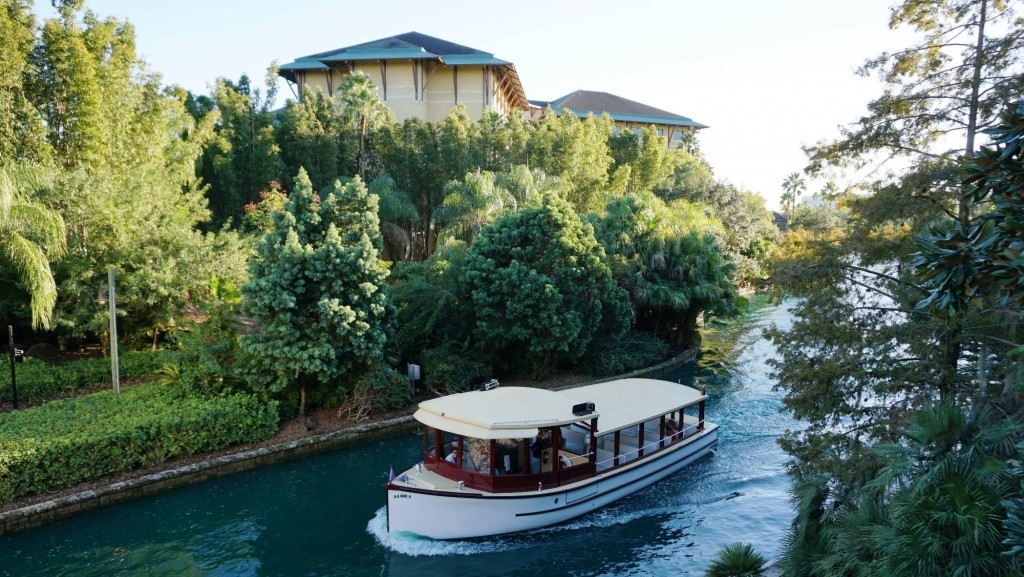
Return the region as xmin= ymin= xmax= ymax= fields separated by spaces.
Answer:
xmin=0 ymin=344 xmax=700 ymax=536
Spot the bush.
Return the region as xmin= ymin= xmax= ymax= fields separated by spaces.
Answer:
xmin=337 ymin=366 xmax=410 ymax=422
xmin=0 ymin=350 xmax=173 ymax=404
xmin=0 ymin=382 xmax=278 ymax=504
xmin=580 ymin=331 xmax=670 ymax=377
xmin=163 ymin=277 xmax=246 ymax=396
xmin=422 ymin=343 xmax=492 ymax=395
xmin=705 ymin=542 xmax=767 ymax=577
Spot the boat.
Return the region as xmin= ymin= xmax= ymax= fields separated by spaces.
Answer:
xmin=385 ymin=377 xmax=719 ymax=539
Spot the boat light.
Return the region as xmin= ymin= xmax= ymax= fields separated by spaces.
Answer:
xmin=572 ymin=402 xmax=595 ymax=416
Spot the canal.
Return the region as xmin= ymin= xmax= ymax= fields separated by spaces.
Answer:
xmin=0 ymin=303 xmax=798 ymax=576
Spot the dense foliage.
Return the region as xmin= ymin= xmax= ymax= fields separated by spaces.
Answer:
xmin=240 ymin=169 xmax=393 ymax=414
xmin=0 ymin=381 xmax=278 ymax=504
xmin=0 ymin=349 xmax=172 ymax=403
xmin=463 ymin=193 xmax=628 ymax=378
xmin=771 ymin=1 xmax=1024 ymax=574
xmin=1 ymin=0 xmax=769 ymax=435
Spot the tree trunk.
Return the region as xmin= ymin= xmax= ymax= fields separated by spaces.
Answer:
xmin=940 ymin=0 xmax=989 ymax=400
xmin=299 ymin=382 xmax=306 ymax=417
xmin=962 ymin=0 xmax=987 ymax=228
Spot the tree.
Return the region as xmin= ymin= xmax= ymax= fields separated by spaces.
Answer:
xmin=337 ymin=71 xmax=393 ymax=180
xmin=817 ymin=180 xmax=841 ymax=204
xmin=0 ymin=0 xmax=48 ymax=165
xmin=781 ymin=171 xmax=806 ymax=215
xmin=528 ymin=109 xmax=614 ymax=213
xmin=11 ymin=2 xmax=245 ymax=347
xmin=462 ymin=193 xmax=624 ymax=378
xmin=433 ymin=170 xmax=516 ymax=244
xmin=276 ymin=89 xmax=352 ymax=192
xmin=191 ymin=74 xmax=283 ymax=228
xmin=705 ymin=542 xmax=768 ymax=577
xmin=0 ymin=164 xmax=66 ymax=329
xmin=772 ymin=2 xmax=1024 ymax=567
xmin=593 ymin=191 xmax=739 ymax=348
xmin=240 ymin=169 xmax=392 ymax=416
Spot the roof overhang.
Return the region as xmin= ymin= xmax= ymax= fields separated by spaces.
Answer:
xmin=414 ymin=387 xmax=597 ymax=440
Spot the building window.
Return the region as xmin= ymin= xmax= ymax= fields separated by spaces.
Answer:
xmin=613 ymin=126 xmax=622 ymax=135
xmin=657 ymin=128 xmax=664 ymax=136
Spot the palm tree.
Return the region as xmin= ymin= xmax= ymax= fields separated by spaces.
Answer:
xmin=337 ymin=72 xmax=392 ymax=179
xmin=368 ymin=175 xmax=418 ymax=262
xmin=433 ymin=170 xmax=515 ymax=243
xmin=781 ymin=171 xmax=807 ymax=214
xmin=706 ymin=542 xmax=768 ymax=577
xmin=818 ymin=180 xmax=841 ymax=204
xmin=865 ymin=402 xmax=1023 ymax=577
xmin=0 ymin=164 xmax=67 ymax=329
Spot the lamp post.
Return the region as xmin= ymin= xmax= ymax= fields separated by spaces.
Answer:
xmin=96 ymin=267 xmax=120 ymax=393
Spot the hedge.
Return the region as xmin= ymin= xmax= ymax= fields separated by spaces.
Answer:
xmin=0 ymin=350 xmax=173 ymax=404
xmin=0 ymin=382 xmax=278 ymax=504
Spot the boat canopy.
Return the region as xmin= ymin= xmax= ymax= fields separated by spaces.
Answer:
xmin=415 ymin=386 xmax=588 ymax=440
xmin=413 ymin=378 xmax=706 ymax=440
xmin=562 ymin=379 xmax=706 ymax=434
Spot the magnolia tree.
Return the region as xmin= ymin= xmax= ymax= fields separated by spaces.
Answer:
xmin=241 ymin=169 xmax=392 ymax=415
xmin=462 ymin=193 xmax=628 ymax=378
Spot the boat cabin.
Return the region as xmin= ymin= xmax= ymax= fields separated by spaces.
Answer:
xmin=414 ymin=379 xmax=708 ymax=493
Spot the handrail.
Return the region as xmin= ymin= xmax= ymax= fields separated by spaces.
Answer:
xmin=595 ymin=426 xmax=704 ymax=469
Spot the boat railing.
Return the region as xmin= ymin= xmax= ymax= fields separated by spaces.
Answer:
xmin=595 ymin=422 xmax=707 ymax=470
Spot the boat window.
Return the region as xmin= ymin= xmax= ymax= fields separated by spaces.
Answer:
xmin=424 ymin=426 xmax=438 ymax=461
xmin=466 ymin=437 xmax=492 ymax=475
xmin=496 ymin=438 xmax=524 ymax=474
xmin=681 ymin=405 xmax=699 ymax=437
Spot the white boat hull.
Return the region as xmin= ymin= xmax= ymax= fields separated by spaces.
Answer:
xmin=387 ymin=425 xmax=718 ymax=539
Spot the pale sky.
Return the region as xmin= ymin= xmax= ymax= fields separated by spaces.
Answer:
xmin=41 ymin=0 xmax=916 ymax=209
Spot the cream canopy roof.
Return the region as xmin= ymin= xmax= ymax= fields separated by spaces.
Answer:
xmin=414 ymin=378 xmax=706 ymax=440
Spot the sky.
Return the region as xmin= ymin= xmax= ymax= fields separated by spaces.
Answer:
xmin=40 ymin=0 xmax=918 ymax=210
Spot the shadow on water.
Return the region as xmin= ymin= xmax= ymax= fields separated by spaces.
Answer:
xmin=0 ymin=302 xmax=799 ymax=577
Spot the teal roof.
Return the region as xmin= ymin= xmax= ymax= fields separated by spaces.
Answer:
xmin=441 ymin=54 xmax=510 ymax=66
xmin=530 ymin=90 xmax=708 ymax=130
xmin=279 ymin=57 xmax=329 ymax=71
xmin=280 ymin=31 xmax=510 ymax=80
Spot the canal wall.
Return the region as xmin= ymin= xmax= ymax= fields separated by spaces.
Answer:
xmin=0 ymin=345 xmax=698 ymax=536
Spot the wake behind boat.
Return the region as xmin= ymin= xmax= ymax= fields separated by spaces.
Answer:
xmin=385 ymin=378 xmax=719 ymax=539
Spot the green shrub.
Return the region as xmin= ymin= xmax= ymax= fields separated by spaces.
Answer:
xmin=422 ymin=343 xmax=492 ymax=395
xmin=705 ymin=542 xmax=767 ymax=577
xmin=337 ymin=366 xmax=411 ymax=422
xmin=580 ymin=331 xmax=670 ymax=377
xmin=0 ymin=350 xmax=173 ymax=403
xmin=0 ymin=382 xmax=278 ymax=504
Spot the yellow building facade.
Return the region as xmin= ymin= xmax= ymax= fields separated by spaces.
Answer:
xmin=279 ymin=32 xmax=527 ymax=123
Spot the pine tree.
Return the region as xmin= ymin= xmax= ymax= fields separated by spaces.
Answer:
xmin=240 ymin=169 xmax=392 ymax=415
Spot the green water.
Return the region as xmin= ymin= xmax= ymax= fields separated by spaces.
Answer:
xmin=0 ymin=303 xmax=798 ymax=576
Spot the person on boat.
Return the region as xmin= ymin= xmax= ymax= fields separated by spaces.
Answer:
xmin=530 ymin=429 xmax=553 ymax=458
xmin=445 ymin=443 xmax=460 ymax=465
xmin=665 ymin=419 xmax=680 ymax=439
